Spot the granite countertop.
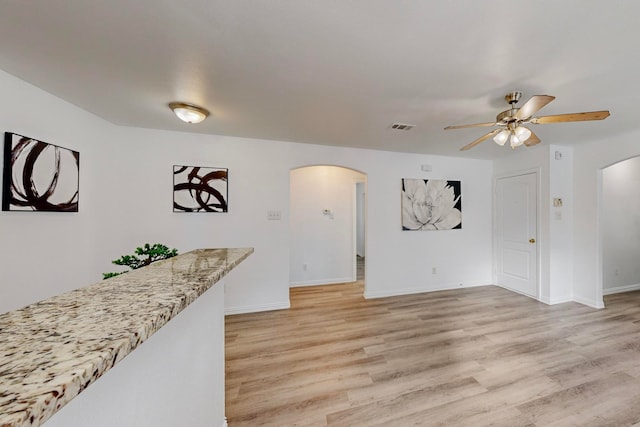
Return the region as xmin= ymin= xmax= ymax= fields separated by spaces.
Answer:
xmin=0 ymin=247 xmax=253 ymax=427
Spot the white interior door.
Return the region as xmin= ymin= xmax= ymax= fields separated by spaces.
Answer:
xmin=496 ymin=172 xmax=538 ymax=298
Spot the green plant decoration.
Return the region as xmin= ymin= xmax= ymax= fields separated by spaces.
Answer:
xmin=103 ymin=243 xmax=178 ymax=280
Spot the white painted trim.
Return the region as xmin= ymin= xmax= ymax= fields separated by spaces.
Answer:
xmin=364 ymin=282 xmax=489 ymax=299
xmin=603 ymin=283 xmax=640 ymax=295
xmin=495 ymin=283 xmax=539 ymax=302
xmin=290 ymin=277 xmax=354 ymax=287
xmin=551 ymin=297 xmax=574 ymax=304
xmin=573 ymin=295 xmax=605 ymax=309
xmin=596 ymin=168 xmax=605 ymax=307
xmin=225 ymin=301 xmax=290 ymax=315
xmin=539 ymin=295 xmax=573 ymax=305
xmin=221 ymin=417 xmax=228 ymax=427
xmin=362 ymin=180 xmax=369 ymax=297
xmin=539 ymin=295 xmax=551 ymax=304
xmin=352 ymin=180 xmax=358 ymax=283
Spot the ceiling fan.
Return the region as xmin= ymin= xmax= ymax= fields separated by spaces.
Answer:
xmin=444 ymin=91 xmax=610 ymax=151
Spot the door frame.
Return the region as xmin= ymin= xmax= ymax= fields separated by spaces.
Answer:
xmin=493 ymin=167 xmax=542 ymax=301
xmin=353 ymin=180 xmax=366 ymax=281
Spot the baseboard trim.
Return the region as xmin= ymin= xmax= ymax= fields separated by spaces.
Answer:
xmin=573 ymin=295 xmax=605 ymax=309
xmin=550 ymin=296 xmax=573 ymax=305
xmin=364 ymin=281 xmax=489 ymax=299
xmin=603 ymin=283 xmax=640 ymax=295
xmin=290 ymin=277 xmax=355 ymax=287
xmin=225 ymin=301 xmax=290 ymax=315
xmin=495 ymin=284 xmax=540 ymax=302
xmin=539 ymin=295 xmax=573 ymax=305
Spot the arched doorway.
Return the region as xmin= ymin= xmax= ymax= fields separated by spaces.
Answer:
xmin=289 ymin=165 xmax=367 ymax=293
xmin=601 ymin=156 xmax=640 ymax=297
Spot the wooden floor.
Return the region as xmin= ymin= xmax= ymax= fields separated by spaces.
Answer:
xmin=226 ymin=268 xmax=640 ymax=426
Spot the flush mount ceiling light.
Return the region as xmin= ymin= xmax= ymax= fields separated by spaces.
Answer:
xmin=169 ymin=102 xmax=210 ymax=124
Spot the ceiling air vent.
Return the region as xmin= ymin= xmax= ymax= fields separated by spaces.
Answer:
xmin=390 ymin=123 xmax=415 ymax=131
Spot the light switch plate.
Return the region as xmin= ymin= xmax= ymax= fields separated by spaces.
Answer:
xmin=267 ymin=210 xmax=281 ymax=220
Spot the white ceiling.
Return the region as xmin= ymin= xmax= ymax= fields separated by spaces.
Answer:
xmin=0 ymin=1 xmax=638 ymax=159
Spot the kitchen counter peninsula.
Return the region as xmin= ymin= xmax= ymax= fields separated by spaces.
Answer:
xmin=0 ymin=247 xmax=253 ymax=427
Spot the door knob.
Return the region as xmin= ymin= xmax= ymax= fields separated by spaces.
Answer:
xmin=529 ymin=238 xmax=536 ymax=244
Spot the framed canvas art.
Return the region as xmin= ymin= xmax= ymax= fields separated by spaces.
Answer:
xmin=173 ymin=165 xmax=228 ymax=212
xmin=401 ymin=178 xmax=461 ymax=230
xmin=2 ymin=132 xmax=79 ymax=212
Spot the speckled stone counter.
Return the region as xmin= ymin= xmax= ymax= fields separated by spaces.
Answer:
xmin=0 ymin=247 xmax=253 ymax=427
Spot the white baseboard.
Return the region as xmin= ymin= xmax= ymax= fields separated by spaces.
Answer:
xmin=290 ymin=277 xmax=354 ymax=287
xmin=364 ymin=281 xmax=489 ymax=299
xmin=495 ymin=284 xmax=539 ymax=301
xmin=225 ymin=301 xmax=290 ymax=315
xmin=550 ymin=296 xmax=573 ymax=305
xmin=538 ymin=295 xmax=573 ymax=305
xmin=573 ymin=295 xmax=605 ymax=309
xmin=603 ymin=283 xmax=640 ymax=295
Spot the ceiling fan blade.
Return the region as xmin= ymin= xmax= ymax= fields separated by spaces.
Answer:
xmin=445 ymin=122 xmax=498 ymax=130
xmin=459 ymin=129 xmax=501 ymax=151
xmin=515 ymin=95 xmax=556 ymax=120
xmin=530 ymin=110 xmax=610 ymax=124
xmin=524 ymin=129 xmax=541 ymax=147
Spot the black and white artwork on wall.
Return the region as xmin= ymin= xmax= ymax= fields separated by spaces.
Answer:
xmin=2 ymin=132 xmax=79 ymax=212
xmin=401 ymin=178 xmax=461 ymax=230
xmin=173 ymin=165 xmax=228 ymax=212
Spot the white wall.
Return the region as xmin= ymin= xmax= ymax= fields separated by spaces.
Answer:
xmin=0 ymin=69 xmax=494 ymax=315
xmin=601 ymin=156 xmax=640 ymax=293
xmin=572 ymin=129 xmax=640 ymax=308
xmin=492 ymin=144 xmax=574 ymax=305
xmin=548 ymin=145 xmax=574 ymax=303
xmin=492 ymin=132 xmax=640 ymax=309
xmin=0 ymin=70 xmax=118 ymax=312
xmin=290 ymin=166 xmax=365 ymax=286
xmin=363 ymin=158 xmax=494 ymax=298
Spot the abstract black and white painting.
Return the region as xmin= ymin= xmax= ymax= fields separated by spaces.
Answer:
xmin=173 ymin=165 xmax=228 ymax=212
xmin=2 ymin=133 xmax=79 ymax=212
xmin=401 ymin=178 xmax=461 ymax=230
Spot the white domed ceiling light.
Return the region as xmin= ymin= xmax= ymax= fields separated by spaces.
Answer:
xmin=169 ymin=102 xmax=210 ymax=124
xmin=445 ymin=91 xmax=610 ymax=151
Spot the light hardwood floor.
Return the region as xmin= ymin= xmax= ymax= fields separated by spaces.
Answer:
xmin=226 ymin=271 xmax=640 ymax=426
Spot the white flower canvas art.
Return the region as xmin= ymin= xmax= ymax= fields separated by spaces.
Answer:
xmin=401 ymin=179 xmax=461 ymax=230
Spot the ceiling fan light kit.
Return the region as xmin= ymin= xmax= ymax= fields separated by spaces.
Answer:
xmin=445 ymin=91 xmax=610 ymax=151
xmin=493 ymin=129 xmax=510 ymax=146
